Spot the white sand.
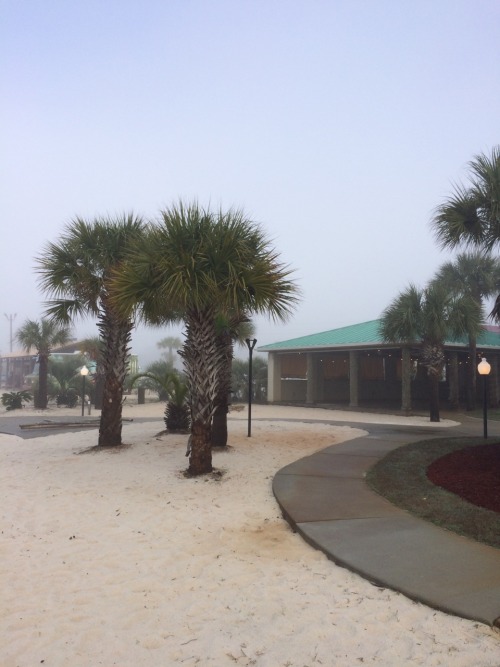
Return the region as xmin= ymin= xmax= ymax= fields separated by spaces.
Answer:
xmin=1 ymin=402 xmax=498 ymax=666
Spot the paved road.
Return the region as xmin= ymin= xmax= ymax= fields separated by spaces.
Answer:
xmin=0 ymin=415 xmax=161 ymax=439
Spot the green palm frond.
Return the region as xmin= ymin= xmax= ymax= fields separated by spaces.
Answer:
xmin=36 ymin=212 xmax=146 ymax=318
xmin=381 ymin=281 xmax=484 ymax=347
xmin=16 ymin=317 xmax=72 ymax=354
xmin=112 ymin=202 xmax=300 ymax=325
xmin=432 ymin=146 xmax=500 ymax=252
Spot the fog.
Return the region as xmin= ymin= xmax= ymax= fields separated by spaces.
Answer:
xmin=2 ymin=1 xmax=499 ymax=368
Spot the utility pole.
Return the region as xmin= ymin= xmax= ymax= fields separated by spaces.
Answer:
xmin=4 ymin=313 xmax=17 ymax=353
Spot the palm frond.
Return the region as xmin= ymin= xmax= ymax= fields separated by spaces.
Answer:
xmin=431 ymin=146 xmax=500 ymax=252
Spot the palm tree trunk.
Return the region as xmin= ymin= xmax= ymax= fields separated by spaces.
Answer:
xmin=448 ymin=352 xmax=459 ymax=410
xmin=428 ymin=372 xmax=440 ymax=422
xmin=37 ymin=353 xmax=49 ymax=409
xmin=97 ymin=307 xmax=133 ymax=447
xmin=466 ymin=336 xmax=477 ymax=411
xmin=94 ymin=370 xmax=104 ymax=410
xmin=189 ymin=418 xmax=213 ymax=474
xmin=211 ymin=330 xmax=233 ymax=448
xmin=181 ymin=307 xmax=226 ymax=474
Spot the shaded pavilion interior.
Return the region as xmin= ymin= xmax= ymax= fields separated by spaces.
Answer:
xmin=258 ymin=320 xmax=500 ymax=413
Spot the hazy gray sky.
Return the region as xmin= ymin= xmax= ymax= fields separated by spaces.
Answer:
xmin=2 ymin=0 xmax=499 ymax=367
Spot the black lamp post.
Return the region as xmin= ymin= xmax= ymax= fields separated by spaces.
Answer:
xmin=80 ymin=365 xmax=89 ymax=417
xmin=245 ymin=338 xmax=257 ymax=437
xmin=477 ymin=357 xmax=491 ymax=439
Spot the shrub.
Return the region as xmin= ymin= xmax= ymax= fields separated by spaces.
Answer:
xmin=164 ymin=400 xmax=191 ymax=432
xmin=163 ymin=372 xmax=191 ymax=432
xmin=56 ymin=388 xmax=80 ymax=408
xmin=1 ymin=391 xmax=33 ymax=411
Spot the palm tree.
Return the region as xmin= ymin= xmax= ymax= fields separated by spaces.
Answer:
xmin=433 ymin=146 xmax=500 ymax=254
xmin=380 ymin=282 xmax=484 ymax=422
xmin=130 ymin=364 xmax=175 ymax=401
xmin=16 ymin=318 xmax=72 ymax=409
xmin=111 ymin=201 xmax=300 ymax=475
xmin=134 ymin=360 xmax=175 ymax=399
xmin=130 ymin=368 xmax=190 ymax=432
xmin=163 ymin=372 xmax=190 ymax=432
xmin=36 ymin=214 xmax=146 ymax=446
xmin=50 ymin=355 xmax=88 ymax=407
xmin=157 ymin=336 xmax=182 ymax=366
xmin=432 ymin=252 xmax=500 ymax=409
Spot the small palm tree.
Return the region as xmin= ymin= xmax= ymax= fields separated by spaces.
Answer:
xmin=50 ymin=355 xmax=87 ymax=407
xmin=130 ymin=368 xmax=190 ymax=432
xmin=1 ymin=390 xmax=32 ymax=411
xmin=380 ymin=282 xmax=484 ymax=422
xmin=163 ymin=372 xmax=190 ymax=432
xmin=131 ymin=360 xmax=175 ymax=400
xmin=16 ymin=318 xmax=72 ymax=409
xmin=111 ymin=201 xmax=300 ymax=474
xmin=130 ymin=367 xmax=173 ymax=401
xmin=36 ymin=214 xmax=146 ymax=446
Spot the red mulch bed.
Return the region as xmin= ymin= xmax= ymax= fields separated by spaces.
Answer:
xmin=427 ymin=442 xmax=500 ymax=514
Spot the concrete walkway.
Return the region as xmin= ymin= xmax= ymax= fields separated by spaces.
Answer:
xmin=272 ymin=417 xmax=500 ymax=627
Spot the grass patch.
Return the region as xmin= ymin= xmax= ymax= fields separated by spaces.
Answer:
xmin=366 ymin=437 xmax=500 ymax=549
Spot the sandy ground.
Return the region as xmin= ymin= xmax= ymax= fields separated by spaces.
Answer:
xmin=0 ymin=401 xmax=498 ymax=666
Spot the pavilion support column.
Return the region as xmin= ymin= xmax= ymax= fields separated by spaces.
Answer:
xmin=306 ymin=353 xmax=317 ymax=404
xmin=448 ymin=352 xmax=459 ymax=410
xmin=401 ymin=347 xmax=412 ymax=415
xmin=267 ymin=352 xmax=282 ymax=403
xmin=349 ymin=350 xmax=359 ymax=408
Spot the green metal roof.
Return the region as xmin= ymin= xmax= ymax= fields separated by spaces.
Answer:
xmin=258 ymin=320 xmax=384 ymax=351
xmin=258 ymin=319 xmax=500 ymax=352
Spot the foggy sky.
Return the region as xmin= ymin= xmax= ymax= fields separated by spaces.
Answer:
xmin=2 ymin=1 xmax=499 ymax=368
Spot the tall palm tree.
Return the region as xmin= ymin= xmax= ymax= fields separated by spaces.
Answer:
xmin=16 ymin=318 xmax=72 ymax=409
xmin=111 ymin=201 xmax=300 ymax=475
xmin=36 ymin=214 xmax=146 ymax=446
xmin=157 ymin=336 xmax=182 ymax=366
xmin=433 ymin=146 xmax=500 ymax=254
xmin=432 ymin=147 xmax=500 ymax=408
xmin=432 ymin=252 xmax=500 ymax=409
xmin=380 ymin=282 xmax=483 ymax=422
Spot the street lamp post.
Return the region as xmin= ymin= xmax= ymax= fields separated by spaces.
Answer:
xmin=80 ymin=365 xmax=89 ymax=417
xmin=245 ymin=338 xmax=257 ymax=437
xmin=477 ymin=357 xmax=491 ymax=439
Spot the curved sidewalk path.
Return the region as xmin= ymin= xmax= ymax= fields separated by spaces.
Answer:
xmin=272 ymin=417 xmax=500 ymax=627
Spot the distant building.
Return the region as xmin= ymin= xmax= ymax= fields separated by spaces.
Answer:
xmin=0 ymin=342 xmax=139 ymax=389
xmin=258 ymin=319 xmax=500 ymax=413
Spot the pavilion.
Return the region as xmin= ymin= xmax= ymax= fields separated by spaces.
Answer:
xmin=258 ymin=319 xmax=500 ymax=413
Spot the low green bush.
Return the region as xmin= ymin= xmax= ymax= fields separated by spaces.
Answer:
xmin=1 ymin=390 xmax=33 ymax=411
